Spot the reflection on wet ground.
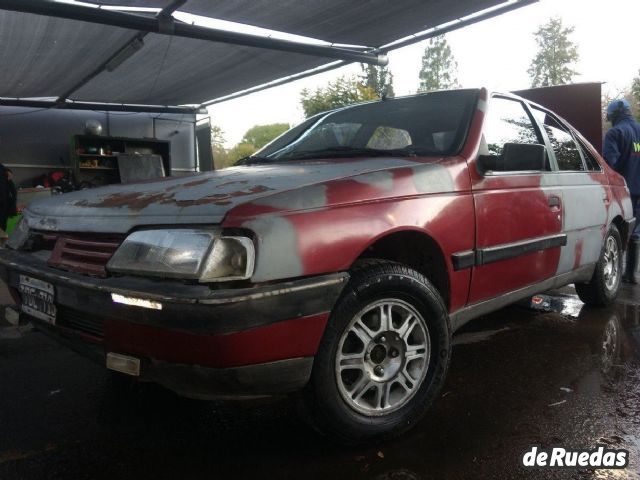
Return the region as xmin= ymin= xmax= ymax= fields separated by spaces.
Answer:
xmin=0 ymin=285 xmax=639 ymax=480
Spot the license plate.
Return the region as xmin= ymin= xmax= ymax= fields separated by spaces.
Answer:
xmin=19 ymin=275 xmax=57 ymax=324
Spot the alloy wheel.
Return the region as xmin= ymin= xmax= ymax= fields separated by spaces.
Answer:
xmin=335 ymin=299 xmax=430 ymax=416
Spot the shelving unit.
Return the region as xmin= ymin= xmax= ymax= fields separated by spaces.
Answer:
xmin=70 ymin=134 xmax=171 ymax=187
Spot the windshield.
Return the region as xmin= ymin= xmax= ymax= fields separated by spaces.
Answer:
xmin=247 ymin=89 xmax=479 ymax=163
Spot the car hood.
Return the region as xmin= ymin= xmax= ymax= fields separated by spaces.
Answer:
xmin=24 ymin=158 xmax=423 ymax=233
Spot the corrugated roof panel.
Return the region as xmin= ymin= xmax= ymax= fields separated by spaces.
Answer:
xmin=180 ymin=0 xmax=504 ymax=46
xmin=0 ymin=11 xmax=138 ymax=98
xmin=0 ymin=0 xmax=522 ymax=105
xmin=71 ymin=33 xmax=326 ymax=104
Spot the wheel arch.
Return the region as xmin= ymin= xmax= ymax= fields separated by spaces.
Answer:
xmin=351 ymin=228 xmax=450 ymax=308
xmin=611 ymin=215 xmax=628 ymax=248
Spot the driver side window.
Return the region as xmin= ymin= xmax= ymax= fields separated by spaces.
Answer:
xmin=481 ymin=97 xmax=547 ymax=172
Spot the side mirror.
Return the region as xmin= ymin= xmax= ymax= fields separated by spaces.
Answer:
xmin=478 ymin=143 xmax=547 ymax=174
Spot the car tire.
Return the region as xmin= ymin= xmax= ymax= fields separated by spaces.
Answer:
xmin=575 ymin=225 xmax=622 ymax=307
xmin=304 ymin=260 xmax=451 ymax=444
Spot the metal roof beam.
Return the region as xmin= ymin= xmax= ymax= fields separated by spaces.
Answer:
xmin=202 ymin=0 xmax=538 ymax=106
xmin=0 ymin=97 xmax=203 ymax=114
xmin=0 ymin=0 xmax=388 ymax=66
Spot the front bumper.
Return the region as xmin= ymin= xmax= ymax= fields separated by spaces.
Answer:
xmin=0 ymin=248 xmax=348 ymax=397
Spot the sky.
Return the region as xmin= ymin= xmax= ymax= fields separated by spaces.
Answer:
xmin=206 ymin=0 xmax=640 ymax=148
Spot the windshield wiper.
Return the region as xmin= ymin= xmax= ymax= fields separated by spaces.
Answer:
xmin=281 ymin=146 xmax=432 ymax=161
xmin=235 ymin=155 xmax=274 ymax=166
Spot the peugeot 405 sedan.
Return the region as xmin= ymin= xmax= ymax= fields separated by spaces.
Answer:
xmin=1 ymin=88 xmax=635 ymax=443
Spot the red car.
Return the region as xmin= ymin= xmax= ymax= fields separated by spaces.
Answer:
xmin=1 ymin=88 xmax=635 ymax=443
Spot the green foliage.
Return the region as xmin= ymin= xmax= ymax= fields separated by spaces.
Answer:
xmin=300 ymin=75 xmax=379 ymax=118
xmin=528 ymin=17 xmax=579 ymax=87
xmin=360 ymin=63 xmax=395 ymax=98
xmin=417 ymin=35 xmax=458 ymax=92
xmin=632 ymin=70 xmax=640 ymax=107
xmin=601 ymin=87 xmax=640 ymax=137
xmin=211 ymin=123 xmax=293 ymax=168
xmin=227 ymin=142 xmax=258 ymax=164
xmin=241 ymin=123 xmax=290 ymax=149
xmin=210 ymin=125 xmax=232 ymax=169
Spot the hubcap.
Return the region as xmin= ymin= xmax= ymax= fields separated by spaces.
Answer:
xmin=603 ymin=236 xmax=620 ymax=291
xmin=335 ymin=299 xmax=431 ymax=416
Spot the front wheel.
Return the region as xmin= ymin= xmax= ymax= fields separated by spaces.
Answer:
xmin=305 ymin=260 xmax=451 ymax=444
xmin=575 ymin=225 xmax=622 ymax=307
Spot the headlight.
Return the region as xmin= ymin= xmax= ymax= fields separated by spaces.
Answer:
xmin=106 ymin=229 xmax=255 ymax=282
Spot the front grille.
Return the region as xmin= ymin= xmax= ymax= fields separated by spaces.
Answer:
xmin=57 ymin=306 xmax=105 ymax=338
xmin=44 ymin=233 xmax=123 ymax=278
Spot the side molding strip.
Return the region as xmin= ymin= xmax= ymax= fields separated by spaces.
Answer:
xmin=449 ymin=263 xmax=595 ymax=332
xmin=452 ymin=233 xmax=567 ymax=271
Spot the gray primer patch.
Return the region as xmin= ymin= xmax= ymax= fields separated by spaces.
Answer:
xmin=352 ymin=171 xmax=394 ymax=190
xmin=243 ymin=216 xmax=303 ymax=282
xmin=256 ymin=184 xmax=327 ymax=211
xmin=411 ymin=164 xmax=454 ymax=194
xmin=556 ymin=229 xmax=602 ymax=276
xmin=27 ymin=214 xmax=59 ymax=232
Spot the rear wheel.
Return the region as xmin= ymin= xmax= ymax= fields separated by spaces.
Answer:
xmin=575 ymin=225 xmax=622 ymax=307
xmin=305 ymin=260 xmax=451 ymax=444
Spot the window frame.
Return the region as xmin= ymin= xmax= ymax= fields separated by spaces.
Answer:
xmin=479 ymin=95 xmax=551 ymax=177
xmin=526 ymin=103 xmax=589 ymax=173
xmin=574 ymin=134 xmax=604 ymax=173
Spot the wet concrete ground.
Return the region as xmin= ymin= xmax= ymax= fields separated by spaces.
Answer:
xmin=0 ymin=284 xmax=639 ymax=480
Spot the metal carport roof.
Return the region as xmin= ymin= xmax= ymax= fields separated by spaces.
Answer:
xmin=0 ymin=0 xmax=536 ymax=109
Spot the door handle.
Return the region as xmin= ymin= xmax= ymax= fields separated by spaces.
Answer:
xmin=548 ymin=196 xmax=561 ymax=209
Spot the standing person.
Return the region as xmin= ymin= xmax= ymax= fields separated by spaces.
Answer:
xmin=5 ymin=168 xmax=17 ymax=219
xmin=603 ymin=99 xmax=640 ymax=283
xmin=0 ymin=163 xmax=9 ymax=232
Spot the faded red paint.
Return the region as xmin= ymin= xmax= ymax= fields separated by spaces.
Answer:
xmin=7 ymin=86 xmax=636 ymax=383
xmin=74 ymin=184 xmax=275 ymax=210
xmin=224 ymin=87 xmax=632 ymax=312
xmin=573 ymin=239 xmax=584 ymax=270
xmin=181 ymin=178 xmax=210 ymax=187
xmin=225 ymin=157 xmax=475 ymax=311
xmin=103 ymin=313 xmax=329 ymax=368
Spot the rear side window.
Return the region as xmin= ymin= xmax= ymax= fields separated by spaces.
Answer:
xmin=576 ymin=138 xmax=602 ymax=171
xmin=531 ymin=107 xmax=585 ymax=171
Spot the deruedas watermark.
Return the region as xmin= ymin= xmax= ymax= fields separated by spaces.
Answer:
xmin=522 ymin=446 xmax=629 ymax=469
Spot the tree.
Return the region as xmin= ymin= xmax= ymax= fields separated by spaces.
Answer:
xmin=360 ymin=63 xmax=395 ymax=98
xmin=241 ymin=123 xmax=290 ymax=149
xmin=211 ymin=123 xmax=293 ymax=168
xmin=601 ymin=85 xmax=640 ymax=137
xmin=632 ymin=70 xmax=640 ymax=107
xmin=211 ymin=125 xmax=232 ymax=169
xmin=528 ymin=17 xmax=579 ymax=87
xmin=300 ymin=75 xmax=378 ymax=118
xmin=227 ymin=143 xmax=258 ymax=164
xmin=417 ymin=35 xmax=458 ymax=92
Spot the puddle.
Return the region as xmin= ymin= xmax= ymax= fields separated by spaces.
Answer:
xmin=2 ymin=289 xmax=640 ymax=479
xmin=452 ymin=327 xmax=510 ymax=346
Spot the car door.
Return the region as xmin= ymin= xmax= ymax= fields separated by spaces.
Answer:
xmin=528 ymin=105 xmax=609 ymax=276
xmin=467 ymin=96 xmax=565 ymax=304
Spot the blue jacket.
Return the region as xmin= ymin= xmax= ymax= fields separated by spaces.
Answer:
xmin=603 ymin=115 xmax=640 ymax=196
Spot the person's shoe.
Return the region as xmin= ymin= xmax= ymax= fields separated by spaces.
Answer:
xmin=623 ymin=238 xmax=640 ymax=284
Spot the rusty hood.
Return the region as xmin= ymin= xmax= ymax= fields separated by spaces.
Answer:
xmin=24 ymin=158 xmax=422 ymax=233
